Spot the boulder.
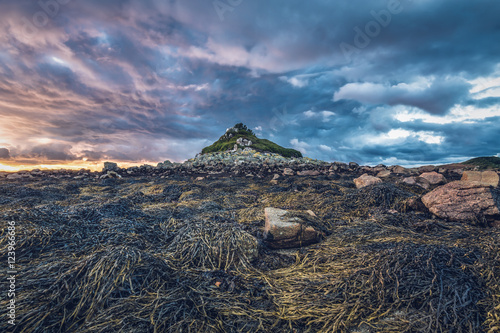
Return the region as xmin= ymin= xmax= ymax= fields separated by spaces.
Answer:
xmin=418 ymin=165 xmax=436 ymax=173
xmin=402 ymin=176 xmax=431 ymax=189
xmin=283 ymin=168 xmax=294 ymax=176
xmin=421 ymin=181 xmax=500 ymax=222
xmin=329 ymin=162 xmax=348 ymax=172
xmin=402 ymin=177 xmax=417 ymax=186
xmin=6 ymin=173 xmax=23 ymax=180
xmin=264 ymin=208 xmax=322 ymax=249
xmin=461 ymin=171 xmax=499 ymax=187
xmin=392 ymin=165 xmax=409 ymax=174
xmin=373 ymin=165 xmax=387 ymax=173
xmin=376 ymin=170 xmax=392 ymax=178
xmin=419 ymin=171 xmax=446 ymax=185
xmin=236 ymin=137 xmax=253 ymax=147
xmin=354 ymin=174 xmax=382 ymax=189
xmin=103 ymin=162 xmax=119 ymax=173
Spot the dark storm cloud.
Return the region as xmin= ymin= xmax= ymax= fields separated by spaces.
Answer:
xmin=0 ymin=0 xmax=499 ymax=166
xmin=333 ymin=78 xmax=472 ymax=115
xmin=22 ymin=143 xmax=78 ymax=161
xmin=0 ymin=148 xmax=11 ymax=159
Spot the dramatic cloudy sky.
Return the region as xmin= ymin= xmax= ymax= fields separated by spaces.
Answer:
xmin=0 ymin=0 xmax=499 ymax=170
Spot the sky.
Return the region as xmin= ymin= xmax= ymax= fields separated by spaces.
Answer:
xmin=0 ymin=0 xmax=500 ymax=170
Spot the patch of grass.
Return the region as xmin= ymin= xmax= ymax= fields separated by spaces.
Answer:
xmin=462 ymin=156 xmax=500 ymax=169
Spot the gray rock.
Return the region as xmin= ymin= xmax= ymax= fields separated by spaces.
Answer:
xmin=236 ymin=137 xmax=253 ymax=147
xmin=349 ymin=162 xmax=359 ymax=169
xmin=103 ymin=162 xmax=119 ymax=173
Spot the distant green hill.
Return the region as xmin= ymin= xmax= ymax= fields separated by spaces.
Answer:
xmin=201 ymin=123 xmax=303 ymax=158
xmin=461 ymin=156 xmax=500 ymax=169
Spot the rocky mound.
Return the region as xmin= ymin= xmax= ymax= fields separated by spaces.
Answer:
xmin=201 ymin=123 xmax=302 ymax=158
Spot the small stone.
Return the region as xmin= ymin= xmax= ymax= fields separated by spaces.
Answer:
xmin=297 ymin=170 xmax=321 ymax=176
xmin=283 ymin=168 xmax=294 ymax=176
xmin=195 ymin=176 xmax=205 ymax=181
xmin=7 ymin=173 xmax=23 ymax=180
xmin=306 ymin=210 xmax=317 ymax=217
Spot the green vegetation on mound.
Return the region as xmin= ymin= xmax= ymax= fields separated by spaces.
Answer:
xmin=462 ymin=156 xmax=500 ymax=169
xmin=201 ymin=123 xmax=303 ymax=158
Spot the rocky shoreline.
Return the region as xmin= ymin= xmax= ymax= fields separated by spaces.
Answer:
xmin=1 ymin=150 xmax=500 ymax=332
xmin=0 ymin=148 xmax=486 ymax=181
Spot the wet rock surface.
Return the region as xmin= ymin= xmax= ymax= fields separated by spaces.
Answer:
xmin=264 ymin=207 xmax=322 ymax=249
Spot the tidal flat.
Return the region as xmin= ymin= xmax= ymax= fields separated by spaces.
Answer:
xmin=0 ymin=173 xmax=499 ymax=332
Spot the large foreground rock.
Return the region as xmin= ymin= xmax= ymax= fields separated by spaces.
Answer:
xmin=421 ymin=181 xmax=500 ymax=222
xmin=354 ymin=174 xmax=382 ymax=189
xmin=461 ymin=171 xmax=499 ymax=187
xmin=264 ymin=208 xmax=321 ymax=249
